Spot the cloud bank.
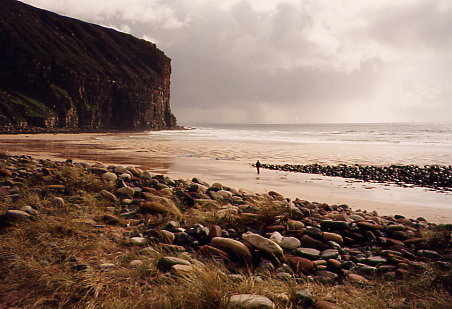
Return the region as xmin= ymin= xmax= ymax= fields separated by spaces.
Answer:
xmin=26 ymin=0 xmax=452 ymax=124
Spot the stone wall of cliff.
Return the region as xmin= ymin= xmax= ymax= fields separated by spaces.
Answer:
xmin=0 ymin=0 xmax=177 ymax=133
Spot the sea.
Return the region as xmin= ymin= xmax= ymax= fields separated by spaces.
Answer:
xmin=150 ymin=122 xmax=452 ymax=147
xmin=1 ymin=122 xmax=451 ymax=222
xmin=134 ymin=122 xmax=452 ymax=166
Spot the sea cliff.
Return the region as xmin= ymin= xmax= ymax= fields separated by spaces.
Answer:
xmin=0 ymin=0 xmax=177 ymax=133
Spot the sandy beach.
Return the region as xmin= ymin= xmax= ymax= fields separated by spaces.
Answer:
xmin=0 ymin=132 xmax=451 ymax=223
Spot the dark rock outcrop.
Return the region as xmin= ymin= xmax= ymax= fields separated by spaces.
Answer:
xmin=0 ymin=0 xmax=177 ymax=133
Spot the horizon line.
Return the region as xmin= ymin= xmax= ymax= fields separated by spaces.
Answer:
xmin=180 ymin=121 xmax=452 ymax=126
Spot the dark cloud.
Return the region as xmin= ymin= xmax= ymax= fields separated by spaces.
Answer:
xmin=25 ymin=0 xmax=452 ymax=123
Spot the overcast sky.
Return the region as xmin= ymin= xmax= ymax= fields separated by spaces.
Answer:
xmin=26 ymin=0 xmax=452 ymax=124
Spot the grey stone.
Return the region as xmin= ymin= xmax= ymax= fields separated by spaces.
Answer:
xmin=276 ymin=272 xmax=293 ymax=281
xmin=321 ymin=249 xmax=339 ymax=259
xmin=129 ymin=237 xmax=147 ymax=245
xmin=242 ymin=232 xmax=283 ymax=257
xmin=296 ymin=248 xmax=321 ymax=260
xmin=366 ymin=256 xmax=387 ymax=265
xmin=293 ymin=289 xmax=314 ymax=307
xmin=315 ymin=270 xmax=339 ymax=284
xmin=229 ymin=294 xmax=275 ymax=308
xmin=157 ymin=256 xmax=191 ymax=271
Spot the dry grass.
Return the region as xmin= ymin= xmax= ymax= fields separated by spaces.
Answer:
xmin=0 ymin=162 xmax=451 ymax=308
xmin=1 ymin=212 xmax=451 ymax=308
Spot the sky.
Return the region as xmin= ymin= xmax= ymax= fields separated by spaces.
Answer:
xmin=25 ymin=0 xmax=452 ymax=124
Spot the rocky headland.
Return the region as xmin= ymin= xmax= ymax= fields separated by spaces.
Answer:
xmin=0 ymin=154 xmax=450 ymax=308
xmin=0 ymin=0 xmax=177 ymax=133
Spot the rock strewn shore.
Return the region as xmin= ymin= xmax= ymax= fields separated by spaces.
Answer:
xmin=0 ymin=154 xmax=451 ymax=308
xmin=259 ymin=163 xmax=452 ymax=191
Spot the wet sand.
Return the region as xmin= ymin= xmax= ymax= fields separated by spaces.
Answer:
xmin=1 ymin=133 xmax=451 ymax=223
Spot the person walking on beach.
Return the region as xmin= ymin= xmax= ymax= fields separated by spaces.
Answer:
xmin=255 ymin=160 xmax=261 ymax=174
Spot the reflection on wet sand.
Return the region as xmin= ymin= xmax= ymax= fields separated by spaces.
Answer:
xmin=0 ymin=138 xmax=174 ymax=174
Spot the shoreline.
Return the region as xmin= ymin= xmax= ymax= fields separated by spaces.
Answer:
xmin=0 ymin=133 xmax=451 ymax=223
xmin=0 ymin=126 xmax=186 ymax=135
xmin=1 ymin=149 xmax=451 ymax=224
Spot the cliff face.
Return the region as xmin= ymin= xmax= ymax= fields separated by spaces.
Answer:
xmin=0 ymin=0 xmax=177 ymax=132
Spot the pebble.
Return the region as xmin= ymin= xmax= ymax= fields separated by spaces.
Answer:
xmin=287 ymin=220 xmax=305 ymax=230
xmin=129 ymin=237 xmax=147 ymax=245
xmin=140 ymin=171 xmax=153 ymax=180
xmin=349 ymin=214 xmax=365 ymax=221
xmin=322 ymin=232 xmax=343 ymax=244
xmin=171 ymin=264 xmax=194 ymax=276
xmin=296 ymin=248 xmax=321 ymax=260
xmin=51 ymin=197 xmax=65 ymax=207
xmin=117 ymin=186 xmax=134 ymax=197
xmin=327 ymin=259 xmax=342 ymax=269
xmin=292 ymin=289 xmax=314 ymax=307
xmin=20 ymin=206 xmax=39 ymax=216
xmin=100 ymin=190 xmax=117 ymax=202
xmin=211 ymin=237 xmax=252 ymax=264
xmin=129 ymin=260 xmax=143 ymax=267
xmin=242 ymin=232 xmax=283 ymax=257
xmin=4 ymin=209 xmax=31 ymax=220
xmin=119 ymin=173 xmax=132 ymax=181
xmin=229 ymin=294 xmax=275 ymax=308
xmin=346 ymin=273 xmax=370 ymax=284
xmin=102 ymin=172 xmax=117 ymax=181
xmin=315 ymin=270 xmax=339 ymax=284
xmin=321 ymin=249 xmax=339 ymax=259
xmin=366 ymin=256 xmax=387 ymax=265
xmin=357 ymin=222 xmax=384 ymax=231
xmin=157 ymin=256 xmax=191 ymax=271
xmin=216 ymin=207 xmax=238 ymax=218
xmin=280 ymin=236 xmax=301 ymax=250
xmin=287 ymin=256 xmax=314 ymax=274
xmin=140 ymin=201 xmax=168 ymax=214
xmin=198 ymin=245 xmax=230 ymax=260
xmin=321 ymin=220 xmax=349 ymax=230
xmin=417 ymin=250 xmax=441 ymax=259
xmin=209 ymin=225 xmax=223 ymax=238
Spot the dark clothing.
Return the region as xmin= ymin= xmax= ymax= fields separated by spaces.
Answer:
xmin=256 ymin=161 xmax=261 ymax=174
